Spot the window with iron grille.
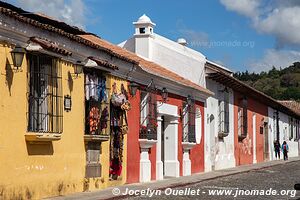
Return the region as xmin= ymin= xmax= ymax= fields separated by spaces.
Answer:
xmin=140 ymin=90 xmax=157 ymax=140
xmin=27 ymin=54 xmax=63 ymax=133
xmin=182 ymin=102 xmax=196 ymax=143
xmin=238 ymin=98 xmax=247 ymax=138
xmin=218 ymin=89 xmax=229 ymax=134
xmin=84 ymin=70 xmax=108 ymax=135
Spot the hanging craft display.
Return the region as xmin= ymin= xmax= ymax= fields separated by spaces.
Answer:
xmin=109 ymin=81 xmax=130 ymax=180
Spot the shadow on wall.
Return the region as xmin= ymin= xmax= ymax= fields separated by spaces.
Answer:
xmin=26 ymin=142 xmax=54 ymax=155
xmin=5 ymin=58 xmax=13 ymax=96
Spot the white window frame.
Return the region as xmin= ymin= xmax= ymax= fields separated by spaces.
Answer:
xmin=195 ymin=108 xmax=202 ymax=144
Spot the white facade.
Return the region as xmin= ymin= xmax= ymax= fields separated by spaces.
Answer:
xmin=204 ymin=79 xmax=235 ymax=171
xmin=268 ymin=107 xmax=299 ymax=160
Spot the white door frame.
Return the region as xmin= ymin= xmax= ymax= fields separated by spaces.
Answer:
xmin=156 ymin=102 xmax=180 ymax=179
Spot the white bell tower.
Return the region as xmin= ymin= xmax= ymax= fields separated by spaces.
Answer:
xmin=133 ymin=14 xmax=155 ymax=60
xmin=133 ymin=14 xmax=156 ymax=36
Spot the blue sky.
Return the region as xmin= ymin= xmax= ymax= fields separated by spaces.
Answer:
xmin=6 ymin=0 xmax=300 ymax=72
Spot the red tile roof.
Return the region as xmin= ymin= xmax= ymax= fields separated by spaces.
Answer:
xmin=30 ymin=37 xmax=72 ymax=56
xmin=0 ymin=1 xmax=213 ymax=96
xmin=278 ymin=101 xmax=300 ymax=116
xmin=0 ymin=2 xmax=137 ymax=64
xmin=88 ymin=56 xmax=119 ymax=70
xmin=79 ymin=34 xmax=213 ymax=96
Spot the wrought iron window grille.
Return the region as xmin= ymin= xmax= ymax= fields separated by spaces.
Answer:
xmin=238 ymin=97 xmax=248 ymax=141
xmin=139 ymin=81 xmax=158 ymax=140
xmin=218 ymin=88 xmax=230 ymax=137
xmin=27 ymin=54 xmax=63 ymax=133
xmin=182 ymin=102 xmax=196 ymax=143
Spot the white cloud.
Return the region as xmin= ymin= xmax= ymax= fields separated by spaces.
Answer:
xmin=220 ymin=0 xmax=300 ymax=47
xmin=220 ymin=0 xmax=300 ymax=71
xmin=249 ymin=49 xmax=300 ymax=72
xmin=254 ymin=6 xmax=300 ymax=47
xmin=13 ymin=0 xmax=87 ymax=29
xmin=220 ymin=0 xmax=260 ymax=18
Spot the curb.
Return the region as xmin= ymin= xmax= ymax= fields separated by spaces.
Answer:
xmin=105 ymin=159 xmax=299 ymax=200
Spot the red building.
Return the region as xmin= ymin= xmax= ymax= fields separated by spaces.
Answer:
xmin=122 ymin=49 xmax=212 ymax=183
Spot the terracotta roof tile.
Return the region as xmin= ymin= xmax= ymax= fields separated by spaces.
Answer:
xmin=79 ymin=34 xmax=213 ymax=96
xmin=88 ymin=56 xmax=119 ymax=70
xmin=30 ymin=37 xmax=72 ymax=56
xmin=0 ymin=3 xmax=136 ymax=64
xmin=0 ymin=1 xmax=212 ymax=96
xmin=207 ymin=65 xmax=300 ymax=119
xmin=278 ymin=101 xmax=300 ymax=116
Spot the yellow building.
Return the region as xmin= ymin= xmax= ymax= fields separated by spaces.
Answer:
xmin=0 ymin=3 xmax=131 ymax=199
xmin=0 ymin=42 xmax=129 ymax=200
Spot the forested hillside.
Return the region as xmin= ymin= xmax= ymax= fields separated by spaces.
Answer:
xmin=234 ymin=62 xmax=300 ymax=101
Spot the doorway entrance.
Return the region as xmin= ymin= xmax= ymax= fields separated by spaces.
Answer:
xmin=156 ymin=103 xmax=180 ymax=179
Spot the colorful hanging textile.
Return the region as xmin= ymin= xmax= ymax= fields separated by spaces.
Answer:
xmin=85 ymin=72 xmax=109 ymax=135
xmin=109 ymin=76 xmax=130 ymax=180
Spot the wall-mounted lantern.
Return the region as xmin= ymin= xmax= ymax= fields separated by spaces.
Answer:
xmin=187 ymin=95 xmax=194 ymax=106
xmin=74 ymin=60 xmax=84 ymax=76
xmin=128 ymin=81 xmax=139 ymax=97
xmin=64 ymin=95 xmax=72 ymax=112
xmin=10 ymin=44 xmax=26 ymax=70
xmin=242 ymin=96 xmax=248 ymax=105
xmin=161 ymin=87 xmax=168 ymax=102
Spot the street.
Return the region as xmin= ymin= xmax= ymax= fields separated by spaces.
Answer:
xmin=127 ymin=161 xmax=300 ymax=200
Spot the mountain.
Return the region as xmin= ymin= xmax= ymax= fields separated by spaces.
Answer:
xmin=233 ymin=62 xmax=300 ymax=101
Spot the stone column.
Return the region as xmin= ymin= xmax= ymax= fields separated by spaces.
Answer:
xmin=182 ymin=149 xmax=191 ymax=176
xmin=182 ymin=142 xmax=196 ymax=176
xmin=156 ymin=116 xmax=163 ymax=180
xmin=139 ymin=139 xmax=156 ymax=183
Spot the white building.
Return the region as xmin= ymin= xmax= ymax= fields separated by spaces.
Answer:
xmin=120 ymin=14 xmax=236 ymax=171
xmin=268 ymin=106 xmax=299 ymax=160
xmin=205 ymin=62 xmax=236 ymax=171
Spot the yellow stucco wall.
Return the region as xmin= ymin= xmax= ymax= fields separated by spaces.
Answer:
xmin=0 ymin=42 xmax=127 ymax=199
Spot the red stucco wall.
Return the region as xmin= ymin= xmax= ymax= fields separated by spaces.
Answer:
xmin=127 ymin=90 xmax=205 ymax=183
xmin=190 ymin=101 xmax=205 ymax=173
xmin=234 ymin=92 xmax=268 ymax=166
xmin=126 ymin=89 xmax=141 ymax=183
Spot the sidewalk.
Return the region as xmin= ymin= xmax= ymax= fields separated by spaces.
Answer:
xmin=47 ymin=157 xmax=300 ymax=200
